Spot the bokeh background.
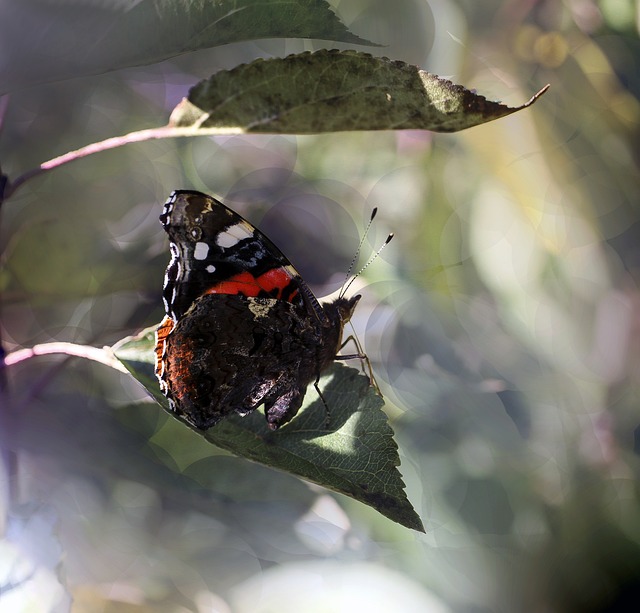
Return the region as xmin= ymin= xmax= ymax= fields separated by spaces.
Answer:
xmin=2 ymin=1 xmax=640 ymax=611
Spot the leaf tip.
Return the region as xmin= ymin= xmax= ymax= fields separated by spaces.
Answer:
xmin=525 ymin=83 xmax=551 ymax=107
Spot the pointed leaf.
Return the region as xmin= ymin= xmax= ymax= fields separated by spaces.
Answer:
xmin=113 ymin=326 xmax=424 ymax=532
xmin=2 ymin=0 xmax=374 ymax=94
xmin=170 ymin=49 xmax=549 ymax=133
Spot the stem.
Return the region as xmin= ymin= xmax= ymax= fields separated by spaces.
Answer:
xmin=0 ymin=94 xmax=9 ymax=134
xmin=3 ymin=342 xmax=129 ymax=373
xmin=4 ymin=124 xmax=242 ymax=200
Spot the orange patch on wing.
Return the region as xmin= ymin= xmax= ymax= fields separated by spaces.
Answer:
xmin=155 ymin=315 xmax=175 ymax=382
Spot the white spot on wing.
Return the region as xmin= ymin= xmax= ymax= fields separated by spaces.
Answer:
xmin=206 ymin=264 xmax=216 ymax=273
xmin=193 ymin=241 xmax=209 ymax=260
xmin=217 ymin=222 xmax=253 ymax=249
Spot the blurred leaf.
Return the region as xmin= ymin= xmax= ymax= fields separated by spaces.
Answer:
xmin=1 ymin=0 xmax=374 ymax=94
xmin=3 ymin=217 xmax=158 ymax=300
xmin=170 ymin=49 xmax=549 ymax=133
xmin=113 ymin=326 xmax=425 ymax=532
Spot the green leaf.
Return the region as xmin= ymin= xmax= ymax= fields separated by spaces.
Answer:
xmin=170 ymin=49 xmax=549 ymax=133
xmin=2 ymin=0 xmax=373 ymax=94
xmin=113 ymin=326 xmax=424 ymax=532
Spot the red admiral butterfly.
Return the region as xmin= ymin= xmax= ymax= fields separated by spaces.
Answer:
xmin=155 ymin=190 xmax=374 ymax=431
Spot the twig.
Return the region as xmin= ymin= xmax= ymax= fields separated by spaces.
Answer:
xmin=4 ymin=124 xmax=242 ymax=200
xmin=3 ymin=342 xmax=128 ymax=373
xmin=0 ymin=94 xmax=9 ymax=133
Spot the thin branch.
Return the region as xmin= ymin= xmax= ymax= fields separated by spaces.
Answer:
xmin=0 ymin=94 xmax=9 ymax=133
xmin=4 ymin=124 xmax=242 ymax=200
xmin=0 ymin=96 xmax=9 ymax=203
xmin=3 ymin=342 xmax=128 ymax=373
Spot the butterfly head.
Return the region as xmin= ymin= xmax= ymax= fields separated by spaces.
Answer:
xmin=334 ymin=293 xmax=361 ymax=325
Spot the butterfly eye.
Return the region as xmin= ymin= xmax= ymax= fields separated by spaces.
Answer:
xmin=191 ymin=228 xmax=202 ymax=240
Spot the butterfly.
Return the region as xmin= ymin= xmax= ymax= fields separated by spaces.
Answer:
xmin=154 ymin=190 xmax=380 ymax=430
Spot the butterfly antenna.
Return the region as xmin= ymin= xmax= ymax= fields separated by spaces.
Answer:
xmin=340 ymin=231 xmax=394 ymax=299
xmin=340 ymin=208 xmax=379 ymax=294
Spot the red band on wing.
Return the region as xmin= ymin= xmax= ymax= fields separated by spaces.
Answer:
xmin=204 ymin=268 xmax=299 ymax=301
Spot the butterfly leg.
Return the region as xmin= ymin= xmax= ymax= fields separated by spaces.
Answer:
xmin=313 ymin=375 xmax=332 ymax=430
xmin=335 ymin=334 xmax=382 ymax=397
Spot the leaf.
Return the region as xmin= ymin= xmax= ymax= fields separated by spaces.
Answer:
xmin=1 ymin=0 xmax=374 ymax=94
xmin=113 ymin=326 xmax=424 ymax=532
xmin=170 ymin=49 xmax=549 ymax=134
